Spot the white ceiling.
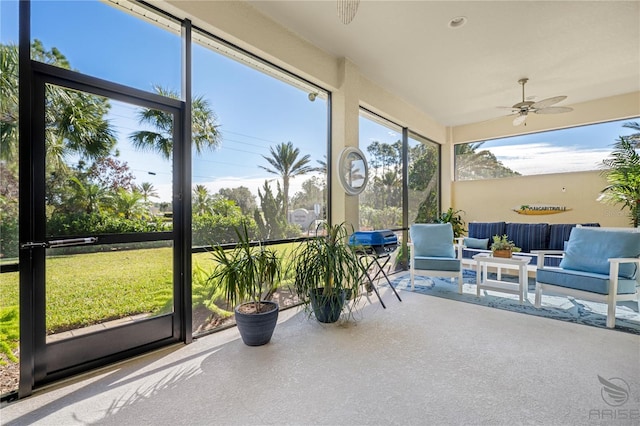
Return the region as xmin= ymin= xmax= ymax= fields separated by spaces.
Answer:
xmin=248 ymin=1 xmax=640 ymax=127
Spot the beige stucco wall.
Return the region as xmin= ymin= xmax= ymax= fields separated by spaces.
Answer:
xmin=452 ymin=171 xmax=630 ymax=229
xmin=161 ymin=0 xmax=636 ymax=229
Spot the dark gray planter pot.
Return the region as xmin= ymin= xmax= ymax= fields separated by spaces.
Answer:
xmin=309 ymin=288 xmax=346 ymax=323
xmin=234 ymin=301 xmax=279 ymax=346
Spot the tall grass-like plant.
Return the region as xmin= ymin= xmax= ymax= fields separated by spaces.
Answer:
xmin=207 ymin=222 xmax=281 ymax=314
xmin=292 ymin=222 xmax=362 ymax=322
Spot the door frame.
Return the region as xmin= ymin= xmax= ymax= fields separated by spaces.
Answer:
xmin=18 ymin=60 xmax=191 ymax=395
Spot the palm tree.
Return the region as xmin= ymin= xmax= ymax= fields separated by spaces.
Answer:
xmin=0 ymin=44 xmax=19 ymax=162
xmin=259 ymin=141 xmax=314 ymax=218
xmin=69 ymin=177 xmax=109 ymax=214
xmin=192 ymin=184 xmax=213 ymax=216
xmin=129 ymin=85 xmax=221 ymax=160
xmin=599 ymin=134 xmax=640 ymax=226
xmin=623 ymin=121 xmax=640 ymax=145
xmin=138 ymin=182 xmax=159 ymax=203
xmin=1 ymin=41 xmax=116 ymax=166
xmin=113 ymin=188 xmax=145 ymax=220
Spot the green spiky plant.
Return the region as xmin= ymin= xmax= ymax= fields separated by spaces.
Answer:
xmin=291 ymin=222 xmax=362 ymax=322
xmin=207 ymin=222 xmax=281 ymax=314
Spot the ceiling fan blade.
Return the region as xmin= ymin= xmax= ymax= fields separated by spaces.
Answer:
xmin=513 ymin=114 xmax=527 ymax=126
xmin=531 ymin=95 xmax=567 ymax=109
xmin=535 ymin=106 xmax=573 ymax=114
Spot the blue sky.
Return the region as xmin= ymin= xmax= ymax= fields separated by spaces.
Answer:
xmin=2 ymin=0 xmax=331 ymax=202
xmin=2 ymin=0 xmax=637 ymax=200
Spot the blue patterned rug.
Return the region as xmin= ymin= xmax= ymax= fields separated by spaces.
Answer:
xmin=387 ymin=270 xmax=640 ymax=335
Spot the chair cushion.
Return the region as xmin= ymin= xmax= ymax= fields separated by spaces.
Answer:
xmin=505 ymin=222 xmax=549 ymax=253
xmin=537 ymin=268 xmax=638 ymax=295
xmin=468 ymin=222 xmax=506 ymax=240
xmin=547 ymin=223 xmax=599 ymax=250
xmin=413 ymin=256 xmax=461 ymax=272
xmin=463 ymin=237 xmax=489 ymax=249
xmin=410 ymin=223 xmax=455 ymax=258
xmin=560 ymin=228 xmax=640 ymax=279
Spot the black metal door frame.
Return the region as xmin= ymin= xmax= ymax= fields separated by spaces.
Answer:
xmin=18 ymin=61 xmax=189 ymax=396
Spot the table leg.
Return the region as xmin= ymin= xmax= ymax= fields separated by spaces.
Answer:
xmin=519 ymin=264 xmax=526 ymax=304
xmin=357 ymin=254 xmax=387 ymax=309
xmin=372 ymin=256 xmax=402 ymax=302
xmin=476 ymin=260 xmax=481 ymax=296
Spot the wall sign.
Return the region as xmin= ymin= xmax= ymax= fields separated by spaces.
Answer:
xmin=513 ymin=204 xmax=571 ymax=215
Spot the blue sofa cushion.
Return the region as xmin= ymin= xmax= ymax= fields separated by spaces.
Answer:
xmin=463 ymin=237 xmax=489 ymax=250
xmin=505 ymin=222 xmax=550 ymax=253
xmin=548 ymin=224 xmax=576 ymax=250
xmin=537 ymin=268 xmax=638 ymax=295
xmin=410 ymin=223 xmax=455 ymax=258
xmin=468 ymin=222 xmax=506 ymax=240
xmin=548 ymin=223 xmax=600 ymax=250
xmin=413 ymin=257 xmax=461 ymax=272
xmin=560 ymin=228 xmax=640 ymax=279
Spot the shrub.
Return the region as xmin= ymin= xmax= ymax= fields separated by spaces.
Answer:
xmin=192 ymin=214 xmax=258 ymax=246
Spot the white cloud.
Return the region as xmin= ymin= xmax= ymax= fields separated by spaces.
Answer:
xmin=486 ymin=143 xmax=610 ymax=175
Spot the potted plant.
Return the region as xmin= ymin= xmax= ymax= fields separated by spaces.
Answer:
xmin=436 ymin=207 xmax=467 ymax=238
xmin=292 ymin=222 xmax=362 ymax=323
xmin=207 ymin=222 xmax=281 ymax=346
xmin=490 ymin=234 xmax=521 ymax=258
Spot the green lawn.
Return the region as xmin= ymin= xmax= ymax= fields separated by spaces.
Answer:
xmin=0 ymin=242 xmax=297 ymax=337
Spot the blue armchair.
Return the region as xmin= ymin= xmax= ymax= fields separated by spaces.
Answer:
xmin=409 ymin=223 xmax=463 ymax=293
xmin=534 ymin=227 xmax=640 ymax=328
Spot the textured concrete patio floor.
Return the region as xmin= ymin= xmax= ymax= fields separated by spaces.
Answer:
xmin=2 ymin=285 xmax=639 ymax=425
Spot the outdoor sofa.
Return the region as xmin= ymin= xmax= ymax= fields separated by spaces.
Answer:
xmin=460 ymin=221 xmax=601 ymax=269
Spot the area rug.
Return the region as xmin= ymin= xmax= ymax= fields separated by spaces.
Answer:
xmin=387 ymin=270 xmax=640 ymax=335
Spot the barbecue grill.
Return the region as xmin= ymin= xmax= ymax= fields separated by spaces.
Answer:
xmin=348 ymin=230 xmax=401 ymax=308
xmin=348 ymin=230 xmax=398 ymax=255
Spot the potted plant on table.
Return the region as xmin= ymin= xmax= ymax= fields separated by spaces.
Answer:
xmin=490 ymin=234 xmax=521 ymax=258
xmin=292 ymin=222 xmax=362 ymax=323
xmin=207 ymin=222 xmax=281 ymax=346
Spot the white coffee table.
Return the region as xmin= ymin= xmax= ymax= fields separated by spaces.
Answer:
xmin=473 ymin=253 xmax=530 ymax=303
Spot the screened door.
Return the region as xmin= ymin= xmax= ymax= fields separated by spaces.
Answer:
xmin=20 ymin=62 xmax=188 ymax=390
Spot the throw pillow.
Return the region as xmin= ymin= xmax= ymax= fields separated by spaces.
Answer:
xmin=463 ymin=237 xmax=489 ymax=250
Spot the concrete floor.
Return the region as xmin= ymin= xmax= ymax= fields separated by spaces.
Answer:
xmin=2 ymin=286 xmax=639 ymax=425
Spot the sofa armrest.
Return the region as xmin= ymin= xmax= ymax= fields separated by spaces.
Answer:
xmin=607 ymin=257 xmax=640 ymax=298
xmin=532 ymin=250 xmax=565 ymax=269
xmin=608 ymin=257 xmax=640 ymax=265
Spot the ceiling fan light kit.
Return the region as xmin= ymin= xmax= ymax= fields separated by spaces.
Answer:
xmin=501 ymin=78 xmax=574 ymax=126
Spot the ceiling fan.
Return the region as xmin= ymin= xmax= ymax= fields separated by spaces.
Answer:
xmin=500 ymin=78 xmax=573 ymax=126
